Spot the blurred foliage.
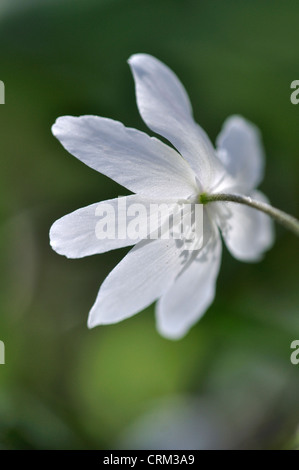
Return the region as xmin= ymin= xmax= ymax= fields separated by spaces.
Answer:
xmin=0 ymin=0 xmax=298 ymax=449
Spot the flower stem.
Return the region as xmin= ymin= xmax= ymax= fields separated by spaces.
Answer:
xmin=200 ymin=193 xmax=299 ymax=237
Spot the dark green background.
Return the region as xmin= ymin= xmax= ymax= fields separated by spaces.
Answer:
xmin=0 ymin=0 xmax=298 ymax=449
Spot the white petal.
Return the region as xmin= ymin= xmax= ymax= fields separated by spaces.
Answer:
xmin=49 ymin=195 xmax=165 ymax=259
xmin=216 ymin=115 xmax=264 ymax=192
xmin=219 ymin=191 xmax=274 ymax=262
xmin=156 ymin=225 xmax=221 ymax=340
xmin=128 ymin=53 xmax=224 ymax=189
xmin=88 ymin=238 xmax=189 ymax=327
xmin=52 ymin=115 xmax=196 ymax=198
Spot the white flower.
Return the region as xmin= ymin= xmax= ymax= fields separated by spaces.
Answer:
xmin=50 ymin=54 xmax=274 ymax=340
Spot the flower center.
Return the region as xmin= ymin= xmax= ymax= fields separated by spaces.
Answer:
xmin=198 ymin=192 xmax=209 ymax=205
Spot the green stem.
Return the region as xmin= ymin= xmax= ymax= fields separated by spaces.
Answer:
xmin=200 ymin=193 xmax=299 ymax=237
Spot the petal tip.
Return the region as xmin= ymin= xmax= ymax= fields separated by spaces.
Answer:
xmin=128 ymin=52 xmax=151 ymax=64
xmin=157 ymin=325 xmax=187 ymax=341
xmin=51 ymin=115 xmax=67 ymax=137
xmin=87 ymin=314 xmax=97 ymax=329
xmin=156 ymin=316 xmax=189 ymax=341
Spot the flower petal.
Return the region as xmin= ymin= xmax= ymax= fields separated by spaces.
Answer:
xmin=52 ymin=115 xmax=196 ymax=198
xmin=219 ymin=190 xmax=274 ymax=262
xmin=128 ymin=53 xmax=223 ymax=189
xmin=216 ymin=115 xmax=264 ymax=192
xmin=87 ymin=238 xmax=190 ymax=328
xmin=156 ymin=226 xmax=221 ymax=340
xmin=49 ymin=195 xmax=167 ymax=259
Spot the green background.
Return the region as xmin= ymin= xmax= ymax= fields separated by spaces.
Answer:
xmin=0 ymin=0 xmax=298 ymax=449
